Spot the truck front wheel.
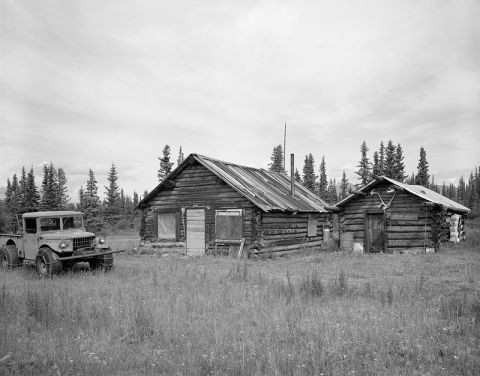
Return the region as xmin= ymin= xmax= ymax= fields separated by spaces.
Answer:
xmin=35 ymin=248 xmax=62 ymax=278
xmin=0 ymin=246 xmax=21 ymax=270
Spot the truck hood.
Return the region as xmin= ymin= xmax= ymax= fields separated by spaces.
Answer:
xmin=40 ymin=230 xmax=96 ymax=240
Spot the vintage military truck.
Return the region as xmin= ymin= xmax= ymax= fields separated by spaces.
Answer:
xmin=0 ymin=211 xmax=123 ymax=277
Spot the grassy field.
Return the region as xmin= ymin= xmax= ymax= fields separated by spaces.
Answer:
xmin=1 ymin=226 xmax=479 ymax=375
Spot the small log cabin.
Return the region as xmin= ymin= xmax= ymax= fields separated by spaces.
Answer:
xmin=334 ymin=176 xmax=470 ymax=253
xmin=137 ymin=154 xmax=332 ymax=256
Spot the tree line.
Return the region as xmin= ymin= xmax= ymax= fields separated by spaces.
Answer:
xmin=268 ymin=142 xmax=480 ymax=217
xmin=0 ymin=163 xmax=141 ymax=233
xmin=0 ymin=144 xmax=185 ymax=233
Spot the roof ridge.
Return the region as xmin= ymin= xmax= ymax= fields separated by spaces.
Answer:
xmin=194 ymin=153 xmax=274 ymax=172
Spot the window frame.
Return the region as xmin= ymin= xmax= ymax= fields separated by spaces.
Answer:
xmin=154 ymin=209 xmax=180 ymax=241
xmin=215 ymin=209 xmax=244 ymax=243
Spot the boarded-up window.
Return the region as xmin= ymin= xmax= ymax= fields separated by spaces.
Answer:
xmin=157 ymin=212 xmax=177 ymax=240
xmin=215 ymin=209 xmax=243 ymax=241
xmin=307 ymin=215 xmax=317 ymax=237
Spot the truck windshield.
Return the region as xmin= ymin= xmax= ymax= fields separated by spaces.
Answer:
xmin=39 ymin=217 xmax=61 ymax=232
xmin=62 ymin=216 xmax=83 ymax=230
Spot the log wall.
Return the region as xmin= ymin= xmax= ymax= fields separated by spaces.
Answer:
xmin=254 ymin=212 xmax=331 ymax=253
xmin=339 ymin=182 xmax=437 ymax=251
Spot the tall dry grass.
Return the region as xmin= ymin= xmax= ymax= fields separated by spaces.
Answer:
xmin=1 ymin=235 xmax=479 ymax=375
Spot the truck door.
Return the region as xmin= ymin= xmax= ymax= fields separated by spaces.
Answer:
xmin=23 ymin=217 xmax=39 ymax=260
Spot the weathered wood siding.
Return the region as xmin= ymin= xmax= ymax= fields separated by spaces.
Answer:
xmin=144 ymin=163 xmax=256 ymax=251
xmin=256 ymin=212 xmax=330 ymax=249
xmin=339 ymin=182 xmax=436 ymax=251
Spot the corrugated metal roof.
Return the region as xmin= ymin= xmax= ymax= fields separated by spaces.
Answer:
xmin=382 ymin=177 xmax=470 ymax=213
xmin=139 ymin=154 xmax=328 ymax=213
xmin=335 ymin=176 xmax=470 ymax=213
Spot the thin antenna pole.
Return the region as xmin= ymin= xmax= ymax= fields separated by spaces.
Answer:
xmin=283 ymin=122 xmax=286 ymax=172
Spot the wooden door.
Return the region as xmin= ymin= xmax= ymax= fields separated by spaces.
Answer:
xmin=365 ymin=213 xmax=385 ymax=253
xmin=186 ymin=209 xmax=205 ymax=256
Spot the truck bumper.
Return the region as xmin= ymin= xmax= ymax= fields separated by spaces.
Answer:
xmin=50 ymin=249 xmax=126 ymax=264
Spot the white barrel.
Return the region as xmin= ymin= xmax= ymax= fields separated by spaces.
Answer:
xmin=323 ymin=228 xmax=331 ymax=242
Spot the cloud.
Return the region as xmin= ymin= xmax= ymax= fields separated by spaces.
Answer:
xmin=1 ymin=0 xmax=479 ymax=201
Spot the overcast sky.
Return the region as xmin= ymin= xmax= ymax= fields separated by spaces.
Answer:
xmin=1 ymin=0 xmax=479 ymax=202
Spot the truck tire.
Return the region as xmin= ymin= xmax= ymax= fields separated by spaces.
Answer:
xmin=0 ymin=246 xmax=21 ymax=270
xmin=89 ymin=251 xmax=114 ymax=272
xmin=35 ymin=247 xmax=63 ymax=278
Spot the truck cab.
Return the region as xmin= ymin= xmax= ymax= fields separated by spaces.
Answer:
xmin=0 ymin=211 xmax=122 ymax=277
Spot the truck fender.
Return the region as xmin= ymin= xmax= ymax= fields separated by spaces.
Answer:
xmin=36 ymin=247 xmax=59 ymax=263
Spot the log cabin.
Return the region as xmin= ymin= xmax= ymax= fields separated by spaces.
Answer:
xmin=137 ymin=154 xmax=332 ymax=256
xmin=334 ymin=176 xmax=470 ymax=253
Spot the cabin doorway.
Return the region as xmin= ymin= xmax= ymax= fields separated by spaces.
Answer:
xmin=186 ymin=208 xmax=206 ymax=256
xmin=365 ymin=212 xmax=385 ymax=253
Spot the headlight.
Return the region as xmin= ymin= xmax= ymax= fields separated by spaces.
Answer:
xmin=59 ymin=240 xmax=70 ymax=249
xmin=98 ymin=236 xmax=106 ymax=244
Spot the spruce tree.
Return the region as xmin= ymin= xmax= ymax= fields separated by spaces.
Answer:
xmin=10 ymin=174 xmax=21 ymax=215
xmin=78 ymin=186 xmax=85 ymax=211
xmin=441 ymin=181 xmax=447 ymax=196
xmin=372 ymin=151 xmax=381 ymax=176
xmin=81 ymin=168 xmax=101 ymax=225
xmin=466 ymin=172 xmax=479 ymax=211
xmin=120 ymin=189 xmax=126 ymax=214
xmin=340 ymin=171 xmax=349 ymax=200
xmin=0 ymin=199 xmax=7 ymax=232
xmin=384 ymin=140 xmax=396 ymax=179
xmin=326 ymin=178 xmax=337 ymax=203
xmin=124 ymin=194 xmax=134 ymax=216
xmin=24 ymin=167 xmax=39 ymax=212
xmin=317 ymin=156 xmax=327 ymax=199
xmin=158 ymin=145 xmax=174 ymax=181
xmin=19 ymin=167 xmax=28 ymax=213
xmin=57 ymin=168 xmax=69 ymax=209
xmin=394 ymin=143 xmax=407 ymax=182
xmin=379 ymin=141 xmax=385 ymax=175
xmin=447 ymin=183 xmax=456 ymax=199
xmin=457 ymin=176 xmax=466 ymax=204
xmin=177 ymin=146 xmax=185 ymax=165
xmin=294 ymin=169 xmax=302 ymax=183
xmin=415 ymin=146 xmax=430 ymax=187
xmin=41 ymin=163 xmax=58 ymax=210
xmin=133 ymin=191 xmax=139 ymax=207
xmin=104 ymin=164 xmax=121 ymax=216
xmin=302 ymin=154 xmax=317 ymax=192
xmin=355 ymin=141 xmax=371 ymax=186
xmin=85 ymin=170 xmax=100 ymax=207
xmin=269 ymin=145 xmax=285 ymax=173
xmin=4 ymin=178 xmax=12 ymax=215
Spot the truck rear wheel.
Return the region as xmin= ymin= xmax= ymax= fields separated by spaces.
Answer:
xmin=35 ymin=247 xmax=62 ymax=278
xmin=89 ymin=251 xmax=114 ymax=272
xmin=0 ymin=246 xmax=21 ymax=270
